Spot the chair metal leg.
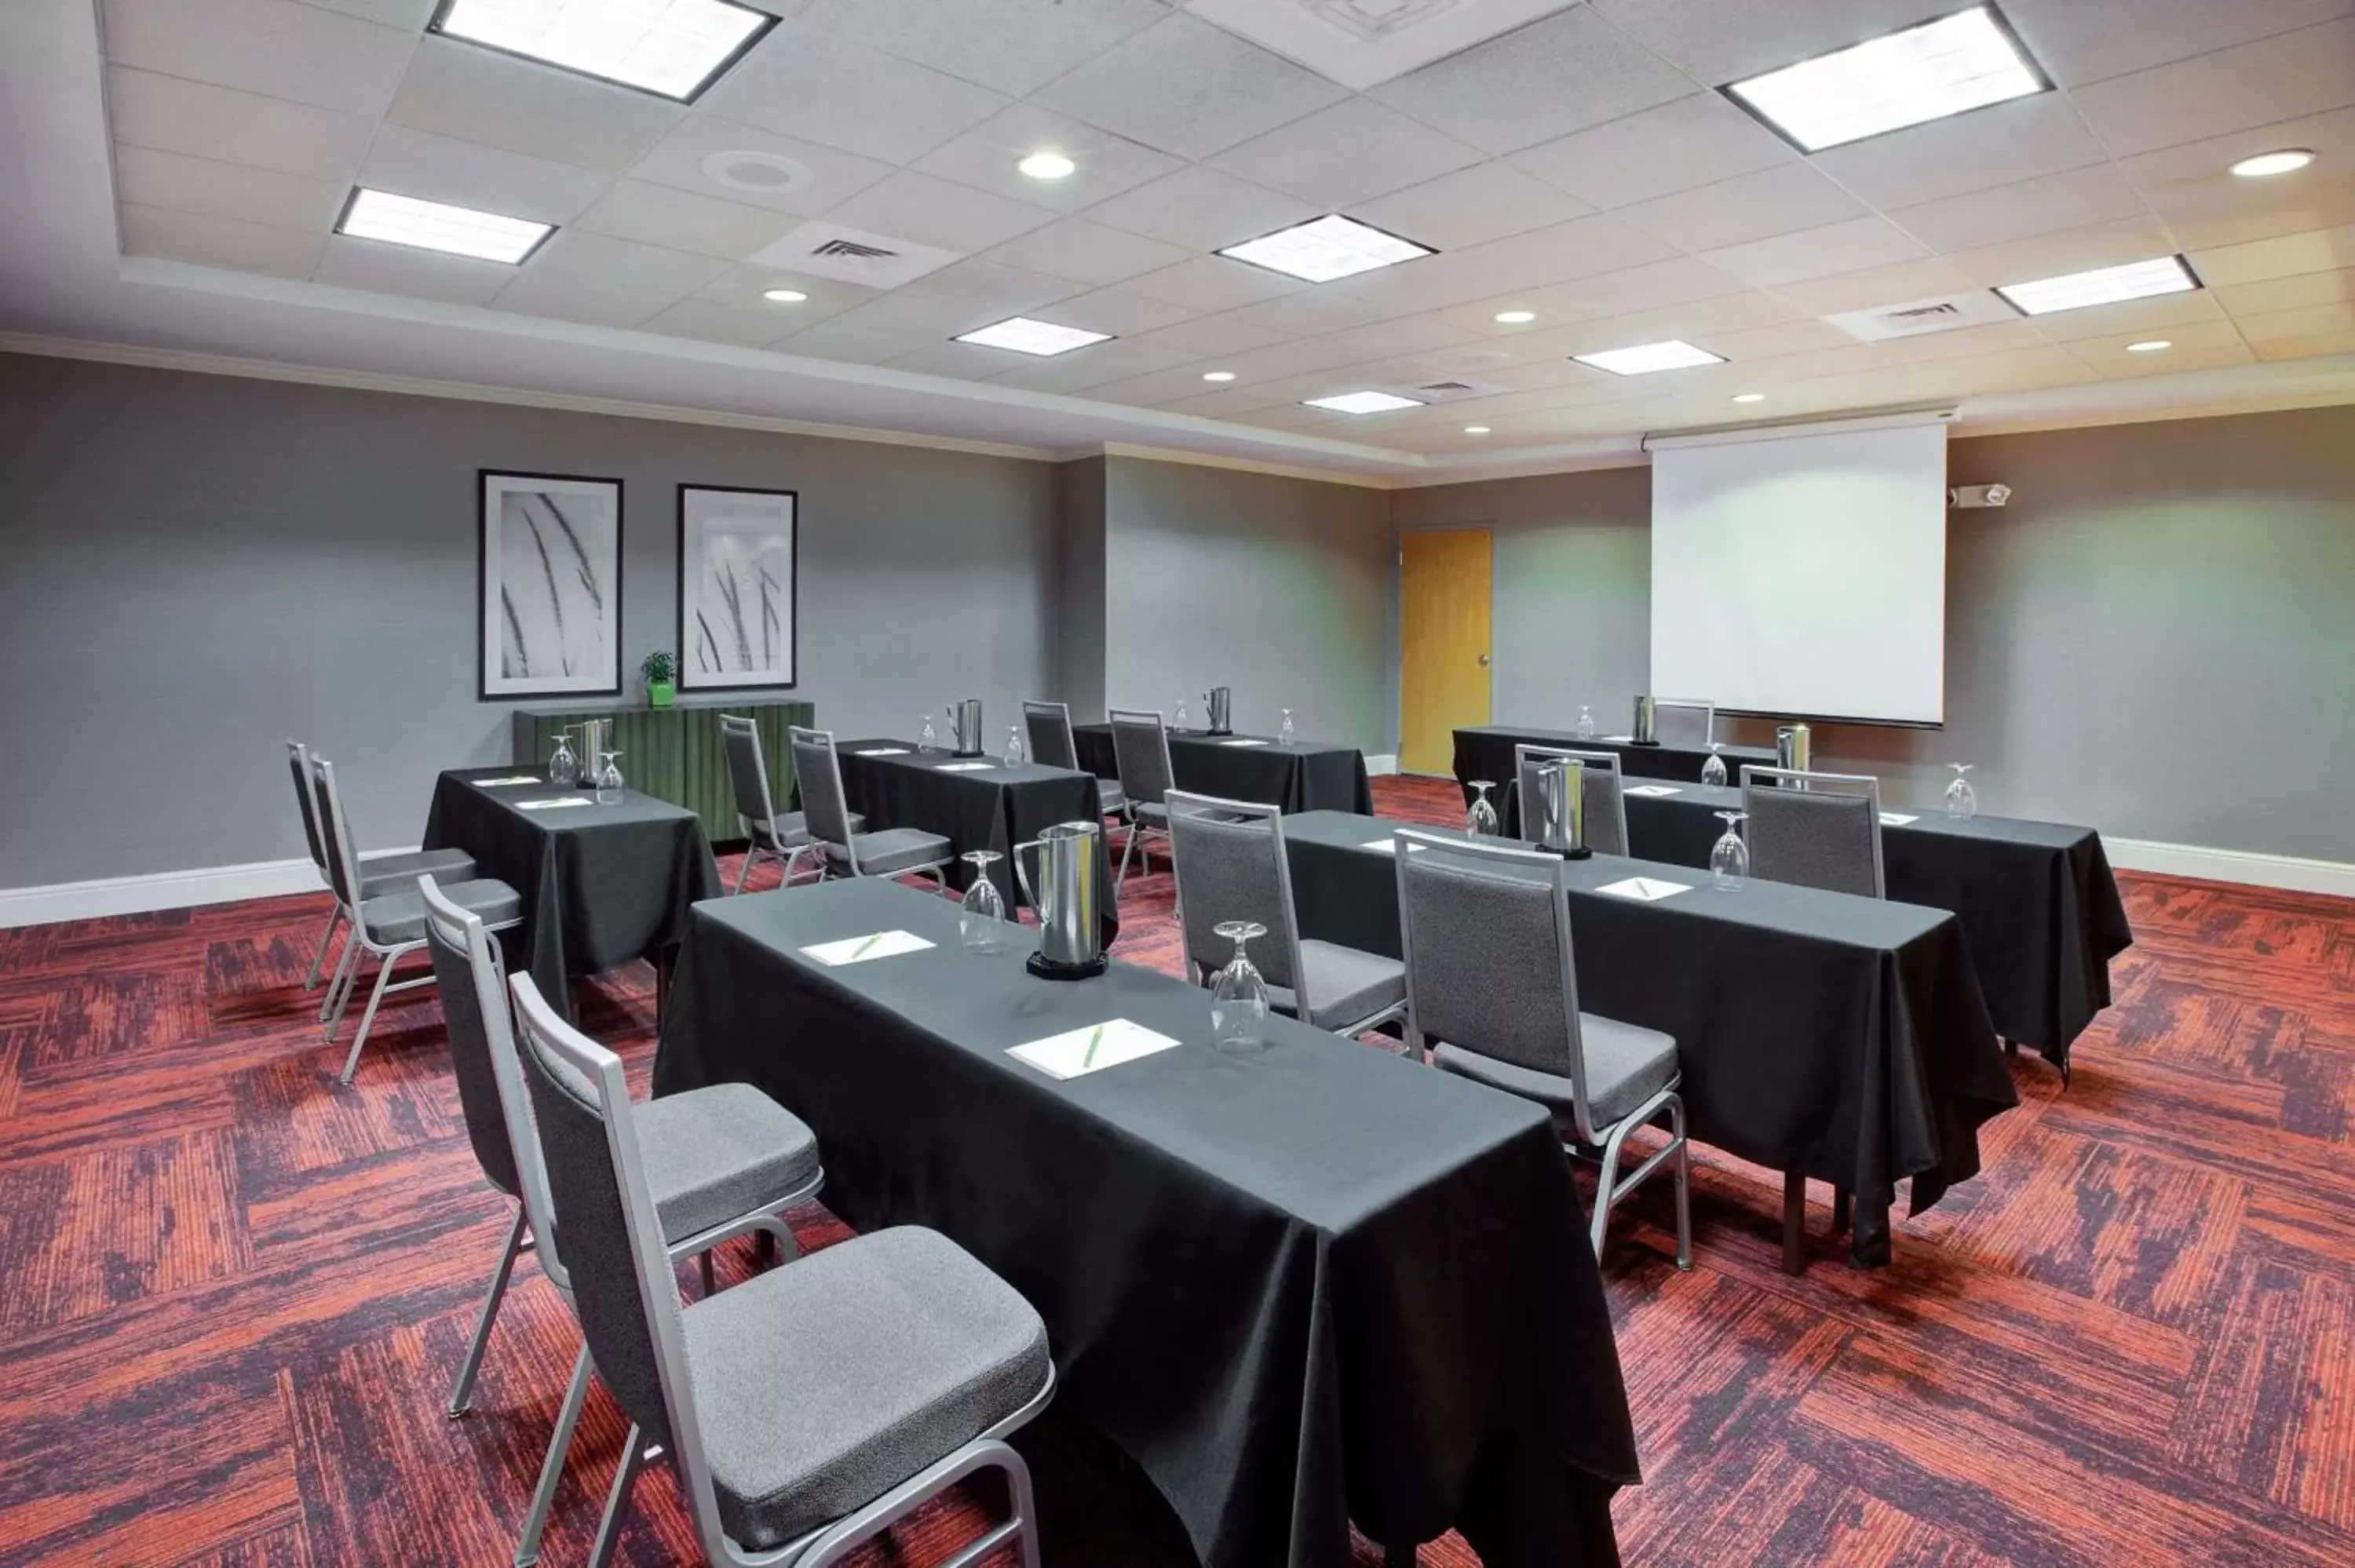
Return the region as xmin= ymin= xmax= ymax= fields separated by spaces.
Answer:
xmin=1118 ymin=820 xmax=1138 ymax=888
xmin=1670 ymin=1096 xmax=1692 ymax=1271
xmin=319 ymin=935 xmax=360 ymax=1023
xmin=698 ymin=1249 xmax=717 ymax=1298
xmin=305 ymin=904 xmax=342 ymax=990
xmin=337 ymin=952 xmax=399 ymax=1083
xmin=1004 ymin=1443 xmax=1043 ymax=1568
xmin=586 ymin=1425 xmax=650 ymax=1568
xmin=1589 ymin=1118 xmax=1634 ymax=1256
xmin=514 ymin=1346 xmax=592 ymax=1568
xmin=449 ymin=1206 xmax=529 ymax=1417
xmin=732 ymin=844 xmax=758 ymax=895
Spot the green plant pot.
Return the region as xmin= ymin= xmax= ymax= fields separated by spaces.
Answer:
xmin=647 ymin=681 xmax=676 ymax=709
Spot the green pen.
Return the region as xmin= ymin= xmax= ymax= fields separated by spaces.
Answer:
xmin=1081 ymin=1023 xmax=1105 ymax=1070
xmin=851 ymin=932 xmax=883 ymax=961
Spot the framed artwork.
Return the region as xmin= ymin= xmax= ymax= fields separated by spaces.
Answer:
xmin=478 ymin=471 xmax=624 ymax=699
xmin=677 ymin=484 xmax=798 ymax=690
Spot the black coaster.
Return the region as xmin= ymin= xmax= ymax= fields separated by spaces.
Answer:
xmin=1027 ymin=951 xmax=1108 ymax=982
xmin=1627 ymin=738 xmax=1663 ymax=746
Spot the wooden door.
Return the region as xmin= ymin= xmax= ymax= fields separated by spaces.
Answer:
xmin=1398 ymin=528 xmax=1492 ymax=776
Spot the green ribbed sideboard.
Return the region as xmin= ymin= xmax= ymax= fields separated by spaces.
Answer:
xmin=509 ymin=699 xmax=815 ymax=844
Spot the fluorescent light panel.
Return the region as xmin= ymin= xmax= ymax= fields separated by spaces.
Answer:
xmin=1574 ymin=340 xmax=1725 ymax=376
xmin=338 ymin=188 xmax=552 ymax=264
xmin=1995 ymin=255 xmax=2198 ymax=315
xmin=1220 ymin=215 xmax=1433 ymax=283
xmin=955 ymin=317 xmax=1112 ymax=356
xmin=1305 ymin=391 xmax=1423 ymax=414
xmin=1726 ymin=5 xmax=2046 ymax=151
xmin=433 ymin=0 xmax=773 ymax=101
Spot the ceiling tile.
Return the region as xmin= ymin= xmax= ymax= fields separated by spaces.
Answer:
xmin=106 ymin=67 xmax=375 ymax=184
xmin=387 ymin=38 xmax=683 ymax=173
xmin=521 ymin=230 xmax=729 ymax=295
xmin=799 ymin=0 xmax=1167 ymax=97
xmin=1702 ymin=217 xmax=1930 ymax=288
xmin=1942 ymin=216 xmax=2182 ymax=288
xmin=2020 ymin=287 xmax=2228 ymax=341
xmin=1508 ymin=93 xmax=1795 ymax=211
xmin=1370 ymin=7 xmax=1694 ymax=155
xmin=1083 ymin=166 xmax=1319 ymax=251
xmin=1583 ymin=0 xmax=1944 ymax=88
xmin=1031 ymin=13 xmax=1349 ymax=161
xmin=1341 ymin=214 xmax=1680 ymax=316
xmin=1351 ymin=161 xmax=1593 ymax=252
xmin=1426 ymin=286 xmax=1601 ymax=337
xmin=2001 ymin=0 xmax=2355 ymax=88
xmin=2120 ymin=105 xmax=2355 ymax=230
xmin=299 ymin=0 xmax=437 ymax=24
xmin=884 ymin=339 xmax=1042 ymax=380
xmin=1209 ymin=99 xmax=1487 ymax=209
xmin=113 ymin=145 xmax=349 ymax=232
xmin=1119 ymin=255 xmax=1306 ymax=312
xmin=1618 ymin=163 xmax=1869 ymax=252
xmin=118 ymin=202 xmax=326 ymax=279
xmin=1809 ymin=93 xmax=2112 ymax=210
xmin=2214 ymin=264 xmax=2355 ymax=315
xmin=1886 ymin=164 xmax=2153 ymax=254
xmin=313 ymin=232 xmax=517 ymax=304
xmin=1128 ymin=313 xmax=1295 ymax=359
xmin=1761 ymin=258 xmax=1977 ymax=317
xmin=881 ymin=258 xmax=1090 ymax=323
xmin=2072 ymin=340 xmax=2258 ymax=379
xmin=980 ymin=338 xmax=1202 ymax=393
xmin=774 ymin=308 xmax=944 ymax=364
xmin=2230 ymin=299 xmax=2355 ymax=340
xmin=637 ymin=297 xmax=800 ymax=350
xmin=2068 ymin=19 xmax=2355 ymax=157
xmin=1555 ymin=256 xmax=1752 ymax=315
xmin=980 ymin=217 xmax=1196 ymax=287
xmin=1214 ymin=286 xmax=1400 ymax=339
xmin=359 ymin=125 xmax=613 ymax=225
xmin=691 ymin=263 xmax=881 ymax=323
xmin=913 ymin=105 xmax=1183 ymax=215
xmin=821 ymin=170 xmax=1055 ymax=254
xmin=626 ymin=115 xmax=894 ymax=219
xmin=1039 ymin=289 xmax=1201 ymax=338
xmin=2188 ymin=221 xmax=2355 ymax=286
xmin=2249 ymin=325 xmax=2355 ymax=358
xmin=491 ymin=269 xmax=681 ymax=330
xmin=101 ymin=0 xmax=417 ymax=115
xmin=2054 ymin=315 xmax=2248 ymax=358
xmin=696 ymin=20 xmax=1010 ymax=165
xmin=1703 ymin=318 xmax=1865 ymax=361
xmin=574 ymin=180 xmax=797 ymax=260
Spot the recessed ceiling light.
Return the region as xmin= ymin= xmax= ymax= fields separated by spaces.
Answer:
xmin=1994 ymin=255 xmax=2199 ymax=315
xmin=954 ymin=317 xmax=1112 ymax=356
xmin=1725 ymin=5 xmax=2046 ymax=152
xmin=1305 ymin=391 xmax=1424 ymax=414
xmin=2125 ymin=339 xmax=2173 ymax=352
xmin=1732 ymin=392 xmax=1766 ymax=403
xmin=431 ymin=0 xmax=775 ymax=102
xmin=1573 ymin=340 xmax=1725 ymax=376
xmin=2230 ymin=149 xmax=2315 ymax=178
xmin=1017 ymin=150 xmax=1077 ymax=181
xmin=1493 ymin=309 xmax=1536 ymax=324
xmin=762 ymin=288 xmax=808 ymax=304
xmin=1201 ymin=370 xmax=1237 ymax=382
xmin=701 ymin=149 xmax=815 ymax=195
xmin=337 ymin=187 xmax=551 ymax=264
xmin=1219 ymin=214 xmax=1434 ymax=284
xmin=1463 ymin=425 xmax=1492 ymax=435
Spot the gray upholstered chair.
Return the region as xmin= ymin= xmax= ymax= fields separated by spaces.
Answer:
xmin=1739 ymin=765 xmax=1886 ymax=898
xmin=1650 ymin=697 xmax=1716 ymax=749
xmin=287 ymin=739 xmax=476 ymax=992
xmin=1023 ymin=700 xmax=1128 ymax=822
xmin=423 ymin=890 xmax=824 ymax=1567
xmin=1512 ymin=744 xmax=1628 ymax=857
xmin=1165 ymin=790 xmax=1407 ymax=1036
xmin=1107 ymin=708 xmax=1178 ymax=886
xmin=509 ymin=972 xmax=1054 ymax=1568
xmin=718 ymin=714 xmax=862 ymax=895
xmin=1393 ymin=829 xmax=1691 ymax=1265
xmin=310 ymin=757 xmax=520 ymax=1085
xmin=785 ymin=725 xmax=952 ymax=888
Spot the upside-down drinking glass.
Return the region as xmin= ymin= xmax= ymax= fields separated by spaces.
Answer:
xmin=547 ymin=728 xmax=579 ymax=788
xmin=595 ymin=751 xmax=625 ymax=807
xmin=1710 ymin=809 xmax=1748 ymax=892
xmin=1944 ymin=763 xmax=1977 ymax=820
xmin=1700 ymin=742 xmax=1728 ymax=789
xmin=1210 ymin=920 xmax=1271 ymax=1050
xmin=1279 ymin=708 xmax=1295 ymax=746
xmin=959 ymin=851 xmax=1008 ymax=953
xmin=1466 ymin=780 xmax=1499 ymax=837
xmin=1005 ymin=725 xmax=1025 ymax=767
xmin=1174 ymin=698 xmax=1188 ymax=731
xmin=918 ymin=713 xmax=937 ymax=753
xmin=1575 ymin=705 xmax=1597 ymax=741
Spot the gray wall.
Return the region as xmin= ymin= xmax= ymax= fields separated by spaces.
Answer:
xmin=0 ymin=352 xmax=1056 ymax=887
xmin=1050 ymin=456 xmax=1107 ymax=723
xmin=1392 ymin=407 xmax=2355 ymax=860
xmin=1102 ymin=456 xmax=1396 ymax=753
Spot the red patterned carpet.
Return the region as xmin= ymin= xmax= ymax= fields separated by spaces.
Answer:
xmin=2 ymin=775 xmax=2352 ymax=1566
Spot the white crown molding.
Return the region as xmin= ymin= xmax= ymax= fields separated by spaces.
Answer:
xmin=1094 ymin=442 xmax=1400 ymax=490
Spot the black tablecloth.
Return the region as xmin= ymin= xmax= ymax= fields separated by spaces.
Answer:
xmin=423 ymin=768 xmax=722 ymax=1021
xmin=831 ymin=742 xmax=1119 ymax=947
xmin=1280 ymin=811 xmax=2017 ymax=1267
xmin=1075 ymin=724 xmax=1374 ymax=815
xmin=1455 ymin=727 xmax=1776 ymax=826
xmin=655 ymin=878 xmax=1636 ymax=1568
xmin=1606 ymin=782 xmax=2133 ymax=1063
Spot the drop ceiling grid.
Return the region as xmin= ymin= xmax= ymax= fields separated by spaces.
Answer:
xmin=92 ymin=0 xmax=2355 ymax=451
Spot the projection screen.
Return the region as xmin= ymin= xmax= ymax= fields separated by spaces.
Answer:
xmin=1648 ymin=418 xmax=1949 ymax=726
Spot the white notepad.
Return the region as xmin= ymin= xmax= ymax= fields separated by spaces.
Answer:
xmin=857 ymin=747 xmax=911 ymax=757
xmin=935 ymin=760 xmax=996 ymax=772
xmin=1624 ymin=783 xmax=1682 ymax=797
xmin=1221 ymin=738 xmax=1270 ymax=748
xmin=475 ymin=775 xmax=542 ymax=787
xmin=1362 ymin=838 xmax=1428 ymax=854
xmin=801 ymin=929 xmax=935 ymax=967
xmin=1007 ymin=1019 xmax=1181 ymax=1081
xmin=1880 ymin=811 xmax=1919 ymax=826
xmin=514 ymin=797 xmax=593 ymax=811
xmin=1597 ymin=876 xmax=1692 ymax=902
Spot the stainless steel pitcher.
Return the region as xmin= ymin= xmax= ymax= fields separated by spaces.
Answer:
xmin=573 ymin=717 xmax=613 ymax=780
xmin=946 ymin=698 xmax=984 ymax=757
xmin=1776 ymin=723 xmax=1813 ymax=777
xmin=1013 ymin=820 xmax=1106 ymax=978
xmin=1535 ymin=759 xmax=1592 ymax=859
xmin=1632 ymin=695 xmax=1658 ymax=744
xmin=1203 ymin=687 xmax=1232 ymax=735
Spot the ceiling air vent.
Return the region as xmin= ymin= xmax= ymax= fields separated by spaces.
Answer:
xmin=1827 ymin=290 xmax=2021 ymax=342
xmin=748 ymin=221 xmax=962 ymax=288
xmin=1391 ymin=375 xmax=1509 ymax=401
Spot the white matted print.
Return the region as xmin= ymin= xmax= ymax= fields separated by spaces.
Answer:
xmin=678 ymin=484 xmax=797 ymax=690
xmin=479 ymin=471 xmax=623 ymax=698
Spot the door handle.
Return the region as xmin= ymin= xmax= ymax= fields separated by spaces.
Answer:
xmin=1477 ymin=653 xmax=1492 ymax=667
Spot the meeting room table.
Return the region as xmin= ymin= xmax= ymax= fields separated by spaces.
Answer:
xmin=831 ymin=740 xmax=1119 ymax=948
xmin=1278 ymin=811 xmax=2020 ymax=1271
xmin=655 ymin=877 xmax=1638 ymax=1568
xmin=1455 ymin=724 xmax=1775 ymax=799
xmin=1074 ymin=722 xmax=1375 ymax=814
xmin=421 ymin=767 xmax=722 ymax=1023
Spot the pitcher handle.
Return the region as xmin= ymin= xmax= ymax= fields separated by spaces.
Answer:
xmin=1011 ymin=837 xmax=1044 ymax=912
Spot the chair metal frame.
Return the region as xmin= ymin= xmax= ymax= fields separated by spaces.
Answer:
xmin=1165 ymin=789 xmax=1407 ymax=1038
xmin=1105 ymin=707 xmax=1178 ymax=888
xmin=1024 ymin=699 xmax=1130 ymax=826
xmin=783 ymin=725 xmax=951 ymax=890
xmin=1393 ymin=828 xmax=1691 ymax=1265
xmin=1510 ymin=743 xmax=1628 ymax=855
xmin=1737 ymin=764 xmax=1887 ymax=899
xmin=719 ymin=713 xmax=826 ymax=895
xmin=509 ymin=975 xmax=1052 ymax=1568
xmin=286 ymin=740 xmax=346 ymax=990
xmin=1649 ymin=696 xmax=1717 ymax=749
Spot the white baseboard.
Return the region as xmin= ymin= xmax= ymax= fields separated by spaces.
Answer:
xmin=2105 ymin=837 xmax=2355 ymax=899
xmin=1366 ymin=753 xmax=1400 ymax=775
xmin=0 ymin=847 xmax=421 ymax=929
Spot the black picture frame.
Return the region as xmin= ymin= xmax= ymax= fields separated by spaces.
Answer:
xmin=477 ymin=469 xmax=625 ymax=702
xmin=676 ymin=483 xmax=799 ymax=691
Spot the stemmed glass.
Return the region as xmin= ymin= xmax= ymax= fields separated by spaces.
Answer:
xmin=959 ymin=851 xmax=1008 ymax=953
xmin=1575 ymin=705 xmax=1597 ymax=741
xmin=594 ymin=751 xmax=625 ymax=807
xmin=1710 ymin=810 xmax=1749 ymax=892
xmin=547 ymin=728 xmax=579 ymax=788
xmin=918 ymin=713 xmax=937 ymax=753
xmin=1005 ymin=725 xmax=1026 ymax=767
xmin=1700 ymin=742 xmax=1728 ymax=789
xmin=1210 ymin=920 xmax=1271 ymax=1050
xmin=1279 ymin=708 xmax=1295 ymax=746
xmin=1466 ymin=780 xmax=1499 ymax=837
xmin=1174 ymin=698 xmax=1189 ymax=731
xmin=1944 ymin=764 xmax=1977 ymax=820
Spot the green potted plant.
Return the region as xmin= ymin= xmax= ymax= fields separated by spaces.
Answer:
xmin=641 ymin=650 xmax=678 ymax=709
